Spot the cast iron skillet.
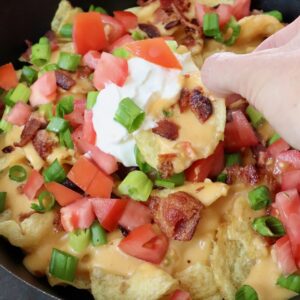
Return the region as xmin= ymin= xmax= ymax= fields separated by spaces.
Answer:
xmin=1 ymin=0 xmax=300 ymax=299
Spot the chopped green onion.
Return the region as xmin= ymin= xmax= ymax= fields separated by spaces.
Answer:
xmin=225 ymin=153 xmax=241 ymax=167
xmin=277 ymin=274 xmax=300 ymax=293
xmin=57 ymin=52 xmax=81 ymax=72
xmin=49 ymin=248 xmax=78 ymax=282
xmin=59 ymin=129 xmax=74 ymax=149
xmin=3 ymin=89 xmax=14 ymax=106
xmin=248 ymin=185 xmax=271 ymax=210
xmin=86 ymin=91 xmax=99 ymax=109
xmin=91 ymin=221 xmax=107 ymax=246
xmin=114 ymin=98 xmax=145 ymax=133
xmin=0 ymin=106 xmax=12 ymax=133
xmin=155 ymin=172 xmax=185 ymax=188
xmin=134 ymin=146 xmax=154 ymax=173
xmin=0 ymin=192 xmax=7 ymax=213
xmin=132 ymin=30 xmax=145 ymax=41
xmin=252 ymin=216 xmax=285 ymax=237
xmin=246 ymin=105 xmax=264 ymax=128
xmin=31 ymin=191 xmax=56 ymax=213
xmin=265 ymin=10 xmax=283 ymax=22
xmin=89 ymin=4 xmax=108 ymax=14
xmin=166 ymin=40 xmax=178 ymax=52
xmin=21 ymin=66 xmax=38 ymax=85
xmin=39 ymin=103 xmax=53 ymax=120
xmin=216 ymin=173 xmax=227 ymax=183
xmin=235 ymin=284 xmax=258 ymax=300
xmin=39 ymin=63 xmax=59 ymax=76
xmin=9 ymin=165 xmax=27 ymax=182
xmin=47 ymin=117 xmax=69 ymax=133
xmin=268 ymin=133 xmax=281 ymax=146
xmin=31 ymin=37 xmax=51 ymax=66
xmin=69 ymin=229 xmax=91 ymax=253
xmin=163 ymin=109 xmax=173 ymax=118
xmin=219 ymin=17 xmax=241 ymax=46
xmin=9 ymin=83 xmax=31 ymax=104
xmin=56 ymin=96 xmax=74 ymax=118
xmin=59 ymin=23 xmax=73 ymax=38
xmin=155 ymin=179 xmax=175 ymax=189
xmin=118 ymin=170 xmax=153 ymax=202
xmin=113 ymin=48 xmax=130 ymax=59
xmin=43 ymin=159 xmax=66 ymax=183
xmin=203 ymin=13 xmax=220 ymax=37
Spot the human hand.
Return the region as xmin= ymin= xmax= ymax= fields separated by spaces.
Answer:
xmin=201 ymin=17 xmax=300 ymax=149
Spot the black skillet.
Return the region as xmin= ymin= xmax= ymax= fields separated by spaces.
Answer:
xmin=1 ymin=0 xmax=300 ymax=299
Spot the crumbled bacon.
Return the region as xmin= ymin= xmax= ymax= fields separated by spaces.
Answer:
xmin=152 ymin=119 xmax=179 ymax=141
xmin=165 ymin=20 xmax=180 ymax=30
xmin=226 ymin=165 xmax=259 ymax=185
xmin=149 ymin=191 xmax=203 ymax=241
xmin=179 ymin=88 xmax=190 ymax=113
xmin=32 ymin=130 xmax=56 ymax=160
xmin=15 ymin=118 xmax=45 ymax=147
xmin=158 ymin=153 xmax=176 ymax=178
xmin=55 ymin=71 xmax=76 ymax=90
xmin=77 ymin=66 xmax=93 ymax=79
xmin=53 ymin=210 xmax=64 ymax=233
xmin=138 ymin=23 xmax=161 ymax=38
xmin=189 ymin=89 xmax=213 ymax=122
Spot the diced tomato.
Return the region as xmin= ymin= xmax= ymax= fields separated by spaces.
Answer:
xmin=108 ymin=34 xmax=134 ymax=53
xmin=113 ymin=11 xmax=138 ymax=31
xmin=100 ymin=14 xmax=126 ymax=43
xmin=276 ymin=189 xmax=300 ymax=267
xmin=119 ymin=224 xmax=169 ymax=264
xmin=75 ymin=140 xmax=118 ymax=175
xmin=67 ymin=156 xmax=99 ymax=191
xmin=231 ymin=0 xmax=251 ymax=20
xmin=282 ymin=170 xmax=300 ymax=193
xmin=29 ymin=71 xmax=57 ymax=107
xmin=267 ymin=139 xmax=290 ymax=158
xmin=274 ymin=235 xmax=297 ymax=275
xmin=275 ymin=150 xmax=300 ymax=174
xmin=93 ymin=52 xmax=128 ymax=90
xmin=64 ymin=99 xmax=86 ymax=128
xmin=125 ymin=38 xmax=182 ymax=69
xmin=0 ymin=63 xmax=18 ymax=90
xmin=86 ymin=169 xmax=114 ymax=198
xmin=5 ymin=102 xmax=31 ymax=126
xmin=82 ymin=50 xmax=101 ymax=70
xmin=60 ymin=198 xmax=95 ymax=232
xmin=119 ymin=200 xmax=152 ymax=231
xmin=225 ymin=110 xmax=258 ymax=151
xmin=83 ymin=109 xmax=96 ymax=145
xmin=73 ymin=12 xmax=107 ymax=55
xmin=45 ymin=182 xmax=82 ymax=207
xmin=209 ymin=142 xmax=225 ymax=177
xmin=91 ymin=198 xmax=128 ymax=231
xmin=23 ymin=170 xmax=44 ymax=200
xmin=169 ymin=290 xmax=192 ymax=300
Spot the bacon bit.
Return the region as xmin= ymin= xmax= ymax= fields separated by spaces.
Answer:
xmin=32 ymin=130 xmax=56 ymax=160
xmin=226 ymin=165 xmax=259 ymax=185
xmin=158 ymin=153 xmax=176 ymax=178
xmin=138 ymin=23 xmax=161 ymax=38
xmin=53 ymin=210 xmax=64 ymax=233
xmin=149 ymin=191 xmax=203 ymax=241
xmin=189 ymin=89 xmax=213 ymax=123
xmin=15 ymin=118 xmax=45 ymax=147
xmin=2 ymin=145 xmax=14 ymax=154
xmin=165 ymin=19 xmax=180 ymax=30
xmin=152 ymin=119 xmax=179 ymax=141
xmin=77 ymin=66 xmax=93 ymax=79
xmin=160 ymin=0 xmax=174 ymax=9
xmin=45 ymin=30 xmax=59 ymax=51
xmin=19 ymin=211 xmax=35 ymax=222
xmin=171 ymin=1 xmax=198 ymax=31
xmin=55 ymin=71 xmax=76 ymax=90
xmin=179 ymin=88 xmax=190 ymax=113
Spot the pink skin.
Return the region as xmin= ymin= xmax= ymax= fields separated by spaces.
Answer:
xmin=201 ymin=17 xmax=300 ymax=149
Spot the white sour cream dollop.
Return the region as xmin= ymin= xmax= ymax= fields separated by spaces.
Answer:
xmin=92 ymin=52 xmax=199 ymax=167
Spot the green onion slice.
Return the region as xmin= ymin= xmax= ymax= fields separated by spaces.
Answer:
xmin=59 ymin=24 xmax=73 ymax=38
xmin=10 ymin=83 xmax=31 ymax=104
xmin=155 ymin=179 xmax=175 ymax=189
xmin=166 ymin=40 xmax=178 ymax=52
xmin=265 ymin=10 xmax=283 ymax=22
xmin=49 ymin=248 xmax=78 ymax=282
xmin=203 ymin=13 xmax=220 ymax=37
xmin=113 ymin=48 xmax=130 ymax=59
xmin=69 ymin=229 xmax=91 ymax=253
xmin=118 ymin=170 xmax=153 ymax=202
xmin=31 ymin=191 xmax=56 ymax=213
xmin=0 ymin=106 xmax=12 ymax=133
xmin=268 ymin=133 xmax=281 ymax=146
xmin=155 ymin=172 xmax=185 ymax=189
xmin=0 ymin=192 xmax=7 ymax=213
xmin=39 ymin=103 xmax=53 ymax=120
xmin=57 ymin=52 xmax=81 ymax=72
xmin=114 ymin=98 xmax=145 ymax=133
xmin=225 ymin=153 xmax=241 ymax=167
xmin=9 ymin=165 xmax=27 ymax=182
xmin=132 ymin=30 xmax=145 ymax=41
xmin=252 ymin=216 xmax=285 ymax=237
xmin=216 ymin=173 xmax=227 ymax=183
xmin=221 ymin=17 xmax=241 ymax=46
xmin=43 ymin=159 xmax=66 ymax=183
xmin=91 ymin=221 xmax=107 ymax=246
xmin=89 ymin=4 xmax=108 ymax=14
xmin=134 ymin=146 xmax=154 ymax=174
xmin=47 ymin=117 xmax=69 ymax=133
xmin=59 ymin=129 xmax=74 ymax=150
xmin=86 ymin=91 xmax=99 ymax=109
xmin=31 ymin=37 xmax=51 ymax=66
xmin=56 ymin=96 xmax=74 ymax=118
xmin=277 ymin=274 xmax=300 ymax=293
xmin=21 ymin=66 xmax=38 ymax=85
xmin=248 ymin=185 xmax=271 ymax=210
xmin=235 ymin=284 xmax=258 ymax=300
xmin=246 ymin=105 xmax=264 ymax=128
